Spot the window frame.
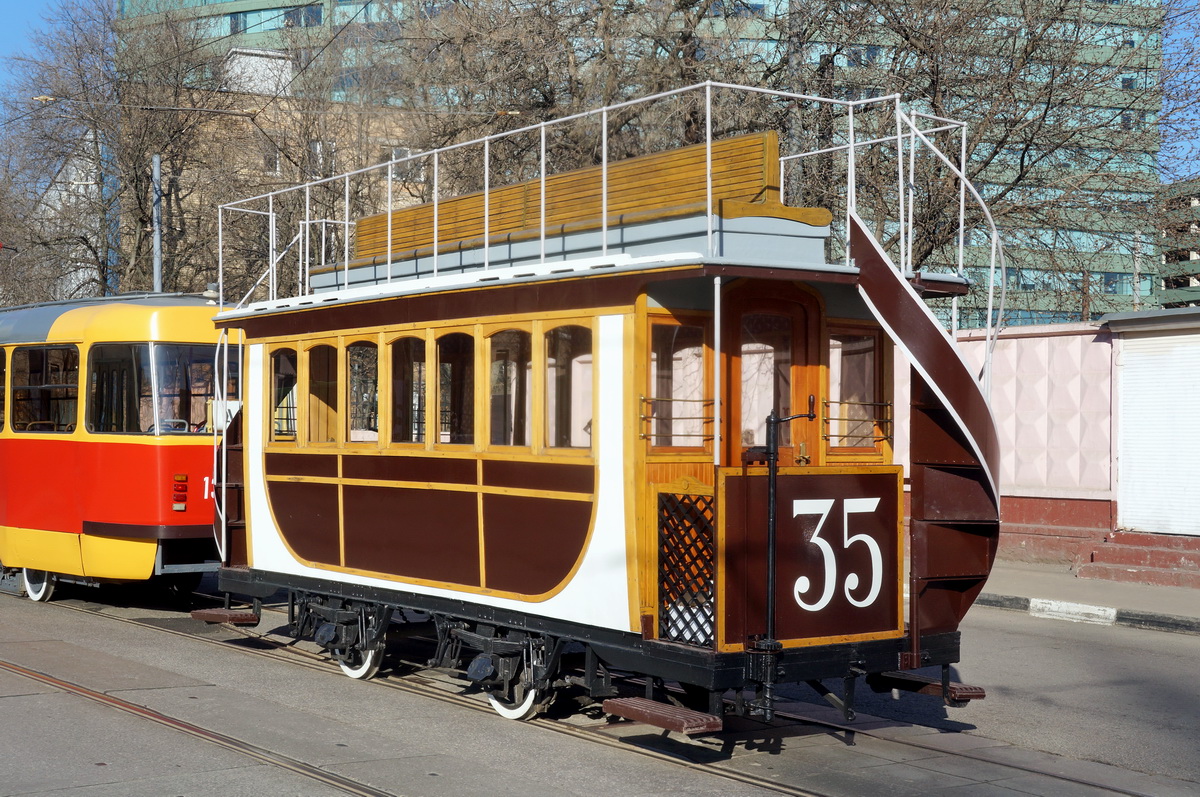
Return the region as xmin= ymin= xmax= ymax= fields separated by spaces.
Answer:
xmin=386 ymin=332 xmax=430 ymax=448
xmin=543 ymin=321 xmax=595 ymax=453
xmin=11 ymin=344 xmax=80 ymax=435
xmin=825 ymin=321 xmax=891 ymax=460
xmin=345 ymin=337 xmax=381 ymax=447
xmin=485 ymin=325 xmax=534 ymax=450
xmin=645 ymin=313 xmax=712 ymax=453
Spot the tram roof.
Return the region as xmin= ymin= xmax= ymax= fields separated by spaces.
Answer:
xmin=215 ymin=251 xmax=968 ymax=325
xmin=0 ymin=292 xmax=218 ymax=345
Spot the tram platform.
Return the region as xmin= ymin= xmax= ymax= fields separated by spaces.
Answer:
xmin=981 ymin=560 xmax=1200 ymax=636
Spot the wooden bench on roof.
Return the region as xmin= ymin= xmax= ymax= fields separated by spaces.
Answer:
xmin=347 ymin=131 xmax=833 ymax=269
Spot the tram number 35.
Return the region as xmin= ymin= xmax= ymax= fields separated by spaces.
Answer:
xmin=792 ymin=498 xmax=883 ymax=612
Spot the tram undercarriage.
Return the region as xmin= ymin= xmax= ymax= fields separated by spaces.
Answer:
xmin=218 ymin=567 xmax=979 ymax=730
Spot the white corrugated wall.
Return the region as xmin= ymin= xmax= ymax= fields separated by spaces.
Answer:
xmin=1116 ymin=331 xmax=1200 ymax=536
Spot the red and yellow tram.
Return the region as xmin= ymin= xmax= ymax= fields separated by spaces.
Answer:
xmin=0 ymin=293 xmax=238 ymax=601
xmin=210 ymin=85 xmax=1001 ymax=728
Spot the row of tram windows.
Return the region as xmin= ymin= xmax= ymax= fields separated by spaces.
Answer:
xmin=267 ymin=317 xmax=887 ymax=455
xmin=270 ymin=325 xmax=594 ymax=450
xmin=0 ymin=343 xmax=239 ymax=435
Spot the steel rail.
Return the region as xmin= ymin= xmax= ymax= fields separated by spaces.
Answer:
xmin=0 ymin=656 xmax=397 ymax=797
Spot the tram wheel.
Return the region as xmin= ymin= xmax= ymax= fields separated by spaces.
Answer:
xmin=335 ymin=646 xmax=383 ymax=680
xmin=22 ymin=569 xmax=56 ymax=602
xmin=487 ymin=683 xmax=543 ymax=721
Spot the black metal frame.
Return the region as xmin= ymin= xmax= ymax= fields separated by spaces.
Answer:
xmin=220 ymin=566 xmax=961 ymax=702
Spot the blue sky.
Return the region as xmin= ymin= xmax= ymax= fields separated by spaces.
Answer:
xmin=0 ymin=0 xmax=51 ymax=77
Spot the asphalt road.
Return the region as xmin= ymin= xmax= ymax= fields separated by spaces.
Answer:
xmin=783 ymin=605 xmax=1200 ymax=784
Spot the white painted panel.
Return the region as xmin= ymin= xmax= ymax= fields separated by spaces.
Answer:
xmin=1117 ymin=331 xmax=1200 ymax=535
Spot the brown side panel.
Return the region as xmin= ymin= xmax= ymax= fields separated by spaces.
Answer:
xmin=342 ymin=485 xmax=480 ymax=586
xmin=482 ymin=494 xmax=593 ymax=594
xmin=266 ymin=452 xmax=339 ymax=478
xmin=267 ymin=481 xmax=341 ymax=565
xmin=343 ymin=454 xmax=476 ymax=485
xmin=481 ymin=460 xmax=594 ymax=494
xmin=721 ymin=469 xmax=902 ymax=649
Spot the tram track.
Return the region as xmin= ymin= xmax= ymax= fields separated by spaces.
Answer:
xmin=4 ymin=588 xmax=1153 ymax=797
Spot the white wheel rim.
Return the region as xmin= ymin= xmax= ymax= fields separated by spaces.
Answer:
xmin=487 ymin=686 xmax=540 ymax=720
xmin=336 ymin=647 xmax=382 ymax=680
xmin=23 ymin=570 xmax=53 ymax=602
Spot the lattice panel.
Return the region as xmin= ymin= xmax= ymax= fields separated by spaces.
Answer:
xmin=658 ymin=493 xmax=716 ymax=647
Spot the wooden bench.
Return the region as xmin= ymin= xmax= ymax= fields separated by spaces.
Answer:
xmin=350 ymin=131 xmax=832 ymax=267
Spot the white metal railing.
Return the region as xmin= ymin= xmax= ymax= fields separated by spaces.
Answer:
xmin=217 ymin=81 xmax=1006 ymax=376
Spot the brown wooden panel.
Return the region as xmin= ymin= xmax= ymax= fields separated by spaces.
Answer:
xmin=267 ymin=481 xmax=340 ymax=565
xmin=914 ymin=578 xmax=987 ymax=636
xmin=910 ymin=520 xmax=996 ymax=580
xmin=481 ymin=460 xmax=593 ymax=494
xmin=343 ymin=454 xmax=476 ymax=485
xmin=482 ymin=494 xmax=592 ymax=594
xmin=720 ymin=468 xmax=902 ymax=648
xmin=910 ymin=465 xmax=997 ymax=523
xmin=342 ymin=485 xmax=481 ymax=586
xmin=266 ymin=452 xmax=338 ymax=478
xmin=910 ymin=404 xmax=977 ymax=467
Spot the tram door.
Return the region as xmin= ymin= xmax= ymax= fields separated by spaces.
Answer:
xmin=723 ymin=284 xmax=821 ymax=468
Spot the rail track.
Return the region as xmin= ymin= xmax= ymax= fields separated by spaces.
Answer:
xmin=0 ymin=583 xmax=1152 ymax=797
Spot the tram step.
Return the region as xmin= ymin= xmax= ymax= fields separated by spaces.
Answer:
xmin=866 ymin=671 xmax=986 ymax=704
xmin=601 ymin=697 xmax=723 ymax=735
xmin=190 ymin=608 xmax=261 ymax=625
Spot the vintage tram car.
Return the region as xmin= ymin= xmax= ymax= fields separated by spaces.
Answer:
xmin=209 ymin=86 xmax=1001 ymax=728
xmin=0 ymin=293 xmax=239 ymax=601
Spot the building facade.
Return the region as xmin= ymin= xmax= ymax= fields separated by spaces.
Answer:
xmin=1158 ymin=177 xmax=1200 ymax=308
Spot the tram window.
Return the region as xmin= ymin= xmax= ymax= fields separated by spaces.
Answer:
xmin=0 ymin=350 xmax=6 ymax=432
xmin=347 ymin=342 xmax=379 ymax=442
xmin=308 ymin=345 xmax=338 ymax=444
xmin=153 ymin=344 xmax=234 ymax=433
xmin=828 ymin=331 xmax=885 ymax=449
xmin=437 ymin=333 xmax=474 ymax=445
xmin=489 ymin=329 xmax=531 ymax=447
xmin=271 ymin=349 xmax=298 ymax=442
xmin=649 ymin=323 xmax=706 ymax=448
xmin=740 ymin=314 xmax=792 ymax=448
xmin=87 ymin=344 xmax=235 ymax=435
xmin=12 ymin=346 xmax=79 ymax=433
xmin=87 ymin=344 xmax=152 ymax=433
xmin=390 ymin=337 xmax=426 ymax=444
xmin=546 ymin=325 xmax=592 ymax=449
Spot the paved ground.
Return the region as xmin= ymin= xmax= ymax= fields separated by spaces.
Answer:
xmin=2 ymin=577 xmax=1198 ymax=797
xmin=981 ymin=560 xmax=1200 ymax=635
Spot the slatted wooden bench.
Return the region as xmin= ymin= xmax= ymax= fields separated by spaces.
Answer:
xmin=347 ymin=131 xmax=832 ymax=269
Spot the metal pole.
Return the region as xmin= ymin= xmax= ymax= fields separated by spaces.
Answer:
xmin=152 ymin=153 xmax=163 ymax=293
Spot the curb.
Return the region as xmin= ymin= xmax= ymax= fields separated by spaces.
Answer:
xmin=976 ymin=593 xmax=1200 ymax=636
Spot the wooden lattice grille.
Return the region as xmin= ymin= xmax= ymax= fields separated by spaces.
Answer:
xmin=657 ymin=493 xmax=716 ymax=647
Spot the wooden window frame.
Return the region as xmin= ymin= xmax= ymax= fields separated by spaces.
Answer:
xmin=825 ymin=321 xmax=891 ymax=461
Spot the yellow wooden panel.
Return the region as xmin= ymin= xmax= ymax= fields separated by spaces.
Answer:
xmin=353 ymin=132 xmax=795 ymax=261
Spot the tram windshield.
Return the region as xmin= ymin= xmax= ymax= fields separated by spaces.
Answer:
xmin=87 ymin=343 xmax=240 ymax=435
